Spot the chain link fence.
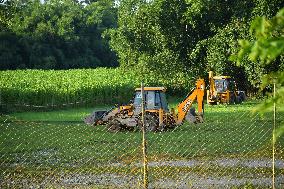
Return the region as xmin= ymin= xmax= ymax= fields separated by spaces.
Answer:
xmin=0 ymin=99 xmax=283 ymax=188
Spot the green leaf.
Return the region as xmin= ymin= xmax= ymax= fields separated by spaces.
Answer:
xmin=274 ymin=124 xmax=284 ymax=144
xmin=250 ymin=16 xmax=266 ymax=37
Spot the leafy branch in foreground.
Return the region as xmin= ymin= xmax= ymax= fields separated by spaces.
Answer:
xmin=233 ymin=8 xmax=284 ymax=142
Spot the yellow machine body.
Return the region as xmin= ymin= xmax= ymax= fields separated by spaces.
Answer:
xmin=84 ymin=79 xmax=206 ymax=132
xmin=207 ymin=71 xmax=245 ymax=105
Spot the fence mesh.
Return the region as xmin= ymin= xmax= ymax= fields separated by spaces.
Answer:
xmin=0 ymin=100 xmax=283 ymax=188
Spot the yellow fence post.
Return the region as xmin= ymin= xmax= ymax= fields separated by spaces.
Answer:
xmin=141 ymin=82 xmax=148 ymax=189
xmin=272 ymin=81 xmax=276 ymax=189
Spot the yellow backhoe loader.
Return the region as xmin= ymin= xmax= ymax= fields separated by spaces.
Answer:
xmin=207 ymin=71 xmax=245 ymax=105
xmin=84 ymin=79 xmax=205 ymax=132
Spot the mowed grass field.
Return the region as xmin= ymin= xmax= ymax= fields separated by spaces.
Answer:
xmin=0 ymin=99 xmax=284 ymax=187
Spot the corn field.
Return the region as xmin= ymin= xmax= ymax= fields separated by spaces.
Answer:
xmin=0 ymin=69 xmax=193 ymax=111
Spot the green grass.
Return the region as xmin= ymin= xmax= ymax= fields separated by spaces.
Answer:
xmin=1 ymin=100 xmax=283 ymax=162
xmin=0 ymin=100 xmax=283 ymax=187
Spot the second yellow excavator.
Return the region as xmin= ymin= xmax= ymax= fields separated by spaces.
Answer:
xmin=207 ymin=71 xmax=246 ymax=105
xmin=84 ymin=79 xmax=205 ymax=132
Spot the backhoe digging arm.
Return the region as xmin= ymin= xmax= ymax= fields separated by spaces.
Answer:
xmin=175 ymin=79 xmax=205 ymax=125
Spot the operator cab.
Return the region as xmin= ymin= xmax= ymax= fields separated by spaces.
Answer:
xmin=133 ymin=87 xmax=169 ymax=112
xmin=213 ymin=76 xmax=236 ymax=93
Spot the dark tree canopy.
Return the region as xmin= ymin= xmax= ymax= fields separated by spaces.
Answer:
xmin=0 ymin=0 xmax=118 ymax=70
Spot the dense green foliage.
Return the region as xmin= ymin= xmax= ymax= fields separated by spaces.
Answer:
xmin=0 ymin=0 xmax=118 ymax=69
xmin=234 ymin=8 xmax=284 ymax=140
xmin=108 ymin=0 xmax=284 ymax=91
xmin=0 ymin=68 xmax=193 ymax=111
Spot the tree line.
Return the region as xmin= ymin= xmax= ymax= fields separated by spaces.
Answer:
xmin=106 ymin=0 xmax=284 ymax=91
xmin=0 ymin=0 xmax=118 ymax=69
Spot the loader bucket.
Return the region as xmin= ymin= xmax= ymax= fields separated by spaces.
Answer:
xmin=84 ymin=110 xmax=107 ymax=125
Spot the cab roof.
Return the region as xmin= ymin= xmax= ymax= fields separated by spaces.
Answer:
xmin=135 ymin=87 xmax=166 ymax=92
xmin=213 ymin=76 xmax=231 ymax=79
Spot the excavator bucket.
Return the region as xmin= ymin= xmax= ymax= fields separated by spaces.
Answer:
xmin=84 ymin=110 xmax=107 ymax=125
xmin=185 ymin=107 xmax=204 ymax=124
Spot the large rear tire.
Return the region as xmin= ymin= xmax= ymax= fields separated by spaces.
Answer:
xmin=139 ymin=114 xmax=159 ymax=132
xmin=235 ymin=96 xmax=242 ymax=104
xmin=239 ymin=92 xmax=246 ymax=101
xmin=229 ymin=93 xmax=235 ymax=104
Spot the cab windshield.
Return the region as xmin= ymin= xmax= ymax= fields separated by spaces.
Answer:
xmin=133 ymin=91 xmax=169 ymax=112
xmin=215 ymin=79 xmax=227 ymax=92
xmin=214 ymin=79 xmax=235 ymax=92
